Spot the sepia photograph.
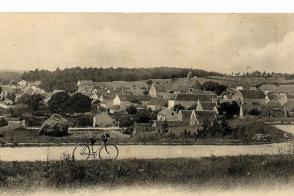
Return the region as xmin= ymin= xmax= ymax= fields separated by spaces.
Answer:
xmin=1 ymin=8 xmax=294 ymax=195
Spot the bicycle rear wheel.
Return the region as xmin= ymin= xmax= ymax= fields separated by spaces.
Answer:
xmin=98 ymin=144 xmax=119 ymax=160
xmin=72 ymin=143 xmax=90 ymax=160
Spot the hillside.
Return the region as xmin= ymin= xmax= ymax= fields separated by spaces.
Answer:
xmin=20 ymin=67 xmax=223 ymax=92
xmin=0 ymin=70 xmax=23 ymax=83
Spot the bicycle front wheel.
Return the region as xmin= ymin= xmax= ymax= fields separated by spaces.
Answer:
xmin=99 ymin=144 xmax=119 ymax=160
xmin=72 ymin=143 xmax=90 ymax=160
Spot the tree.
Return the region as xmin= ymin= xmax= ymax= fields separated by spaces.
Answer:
xmin=248 ymin=108 xmax=261 ymax=116
xmin=6 ymin=92 xmax=16 ymax=102
xmin=219 ymin=101 xmax=240 ymax=119
xmin=173 ymin=104 xmax=186 ymax=112
xmin=201 ymin=81 xmax=227 ymax=95
xmin=126 ymin=105 xmax=137 ymax=114
xmin=192 ymin=80 xmax=202 ymax=90
xmin=68 ymin=93 xmax=92 ymax=115
xmin=48 ymin=92 xmax=71 ymax=114
xmin=187 ymin=72 xmax=193 ymax=80
xmin=19 ymin=94 xmax=44 ymax=113
xmin=170 ymin=73 xmax=177 ymax=80
xmin=119 ymin=116 xmax=134 ymax=127
xmin=146 ymin=80 xmax=152 ymax=85
xmin=134 ymin=109 xmax=151 ymax=123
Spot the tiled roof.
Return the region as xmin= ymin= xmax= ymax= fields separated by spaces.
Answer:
xmin=200 ymin=102 xmax=217 ymax=110
xmin=0 ymin=85 xmax=13 ymax=93
xmin=94 ymin=112 xmax=113 ymax=122
xmin=287 ymin=94 xmax=294 ymax=100
xmin=274 ymin=85 xmax=294 ymax=94
xmin=117 ymin=94 xmax=151 ymax=102
xmin=153 ymin=84 xmax=166 ymax=92
xmin=240 ymin=90 xmax=265 ymax=99
xmin=77 ymin=80 xmax=94 ymax=86
xmin=179 ymin=110 xmax=193 ymax=122
xmin=147 ymin=98 xmax=168 ymax=106
xmin=266 ymin=101 xmax=282 ymax=107
xmin=173 ymin=93 xmax=215 ymax=101
xmin=284 ymin=100 xmax=294 ymax=111
xmin=194 ymin=110 xmax=217 ymax=122
xmin=259 ymin=84 xmax=277 ymax=91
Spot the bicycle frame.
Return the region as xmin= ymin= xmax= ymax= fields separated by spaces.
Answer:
xmin=88 ymin=142 xmax=106 ymax=158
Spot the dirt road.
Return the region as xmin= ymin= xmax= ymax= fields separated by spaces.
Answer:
xmin=0 ymin=142 xmax=293 ymax=161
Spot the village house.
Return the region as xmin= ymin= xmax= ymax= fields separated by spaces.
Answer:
xmin=125 ymin=86 xmax=146 ymax=96
xmin=146 ymin=98 xmax=167 ymax=111
xmin=77 ymin=80 xmax=95 ymax=93
xmin=168 ymin=93 xmax=217 ymax=109
xmin=265 ymin=93 xmax=288 ymax=106
xmin=157 ymin=108 xmax=180 ymax=121
xmin=284 ymin=100 xmax=294 ymax=117
xmin=99 ymin=93 xmax=117 ymax=109
xmin=0 ymin=85 xmax=14 ymax=101
xmin=17 ymin=80 xmax=28 ymax=90
xmin=194 ymin=110 xmax=218 ymax=124
xmin=178 ymin=110 xmax=199 ymax=125
xmin=112 ymin=94 xmax=151 ymax=110
xmin=232 ymin=89 xmax=266 ymax=105
xmin=152 ymin=120 xmax=199 ymax=136
xmin=259 ymin=84 xmax=277 ymax=94
xmin=273 ymin=85 xmax=294 ymax=95
xmin=9 ymin=80 xmax=17 ymax=90
xmin=195 ymin=100 xmax=219 ymax=114
xmin=262 ymin=101 xmax=285 ymax=118
xmin=93 ymin=112 xmax=115 ymax=127
xmin=148 ymin=83 xmax=175 ymax=99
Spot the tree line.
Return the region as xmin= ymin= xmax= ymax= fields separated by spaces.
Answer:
xmin=21 ymin=67 xmax=223 ymax=92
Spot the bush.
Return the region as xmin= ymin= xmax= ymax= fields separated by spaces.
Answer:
xmin=126 ymin=105 xmax=137 ymax=114
xmin=248 ymin=108 xmax=261 ymax=116
xmin=119 ymin=116 xmax=134 ymax=128
xmin=75 ymin=116 xmax=93 ymax=127
xmin=0 ymin=118 xmax=8 ymax=127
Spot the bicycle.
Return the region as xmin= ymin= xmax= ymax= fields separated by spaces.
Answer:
xmin=72 ymin=133 xmax=119 ymax=160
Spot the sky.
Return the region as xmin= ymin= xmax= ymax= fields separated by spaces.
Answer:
xmin=0 ymin=13 xmax=294 ymax=73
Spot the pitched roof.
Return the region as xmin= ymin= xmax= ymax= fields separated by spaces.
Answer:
xmin=240 ymin=90 xmax=265 ymax=99
xmin=147 ymin=98 xmax=168 ymax=106
xmin=102 ymin=93 xmax=116 ymax=101
xmin=189 ymin=88 xmax=217 ymax=95
xmin=153 ymin=84 xmax=166 ymax=92
xmin=117 ymin=94 xmax=151 ymax=102
xmin=200 ymin=102 xmax=217 ymax=110
xmin=259 ymin=84 xmax=277 ymax=91
xmin=158 ymin=108 xmax=175 ymax=116
xmin=0 ymin=85 xmax=13 ymax=93
xmin=274 ymin=85 xmax=294 ymax=94
xmin=287 ymin=94 xmax=294 ymax=100
xmin=266 ymin=93 xmax=287 ymax=102
xmin=173 ymin=93 xmax=215 ymax=102
xmin=158 ymin=108 xmax=180 ymax=121
xmin=284 ymin=100 xmax=294 ymax=111
xmin=266 ymin=101 xmax=282 ymax=107
xmin=77 ymin=80 xmax=94 ymax=86
xmin=178 ymin=110 xmax=193 ymax=122
xmin=194 ymin=110 xmax=217 ymax=122
xmin=94 ymin=112 xmax=113 ymax=121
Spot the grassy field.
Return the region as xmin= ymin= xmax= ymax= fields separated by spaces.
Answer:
xmin=0 ymin=119 xmax=291 ymax=146
xmin=1 ymin=154 xmax=294 ymax=191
